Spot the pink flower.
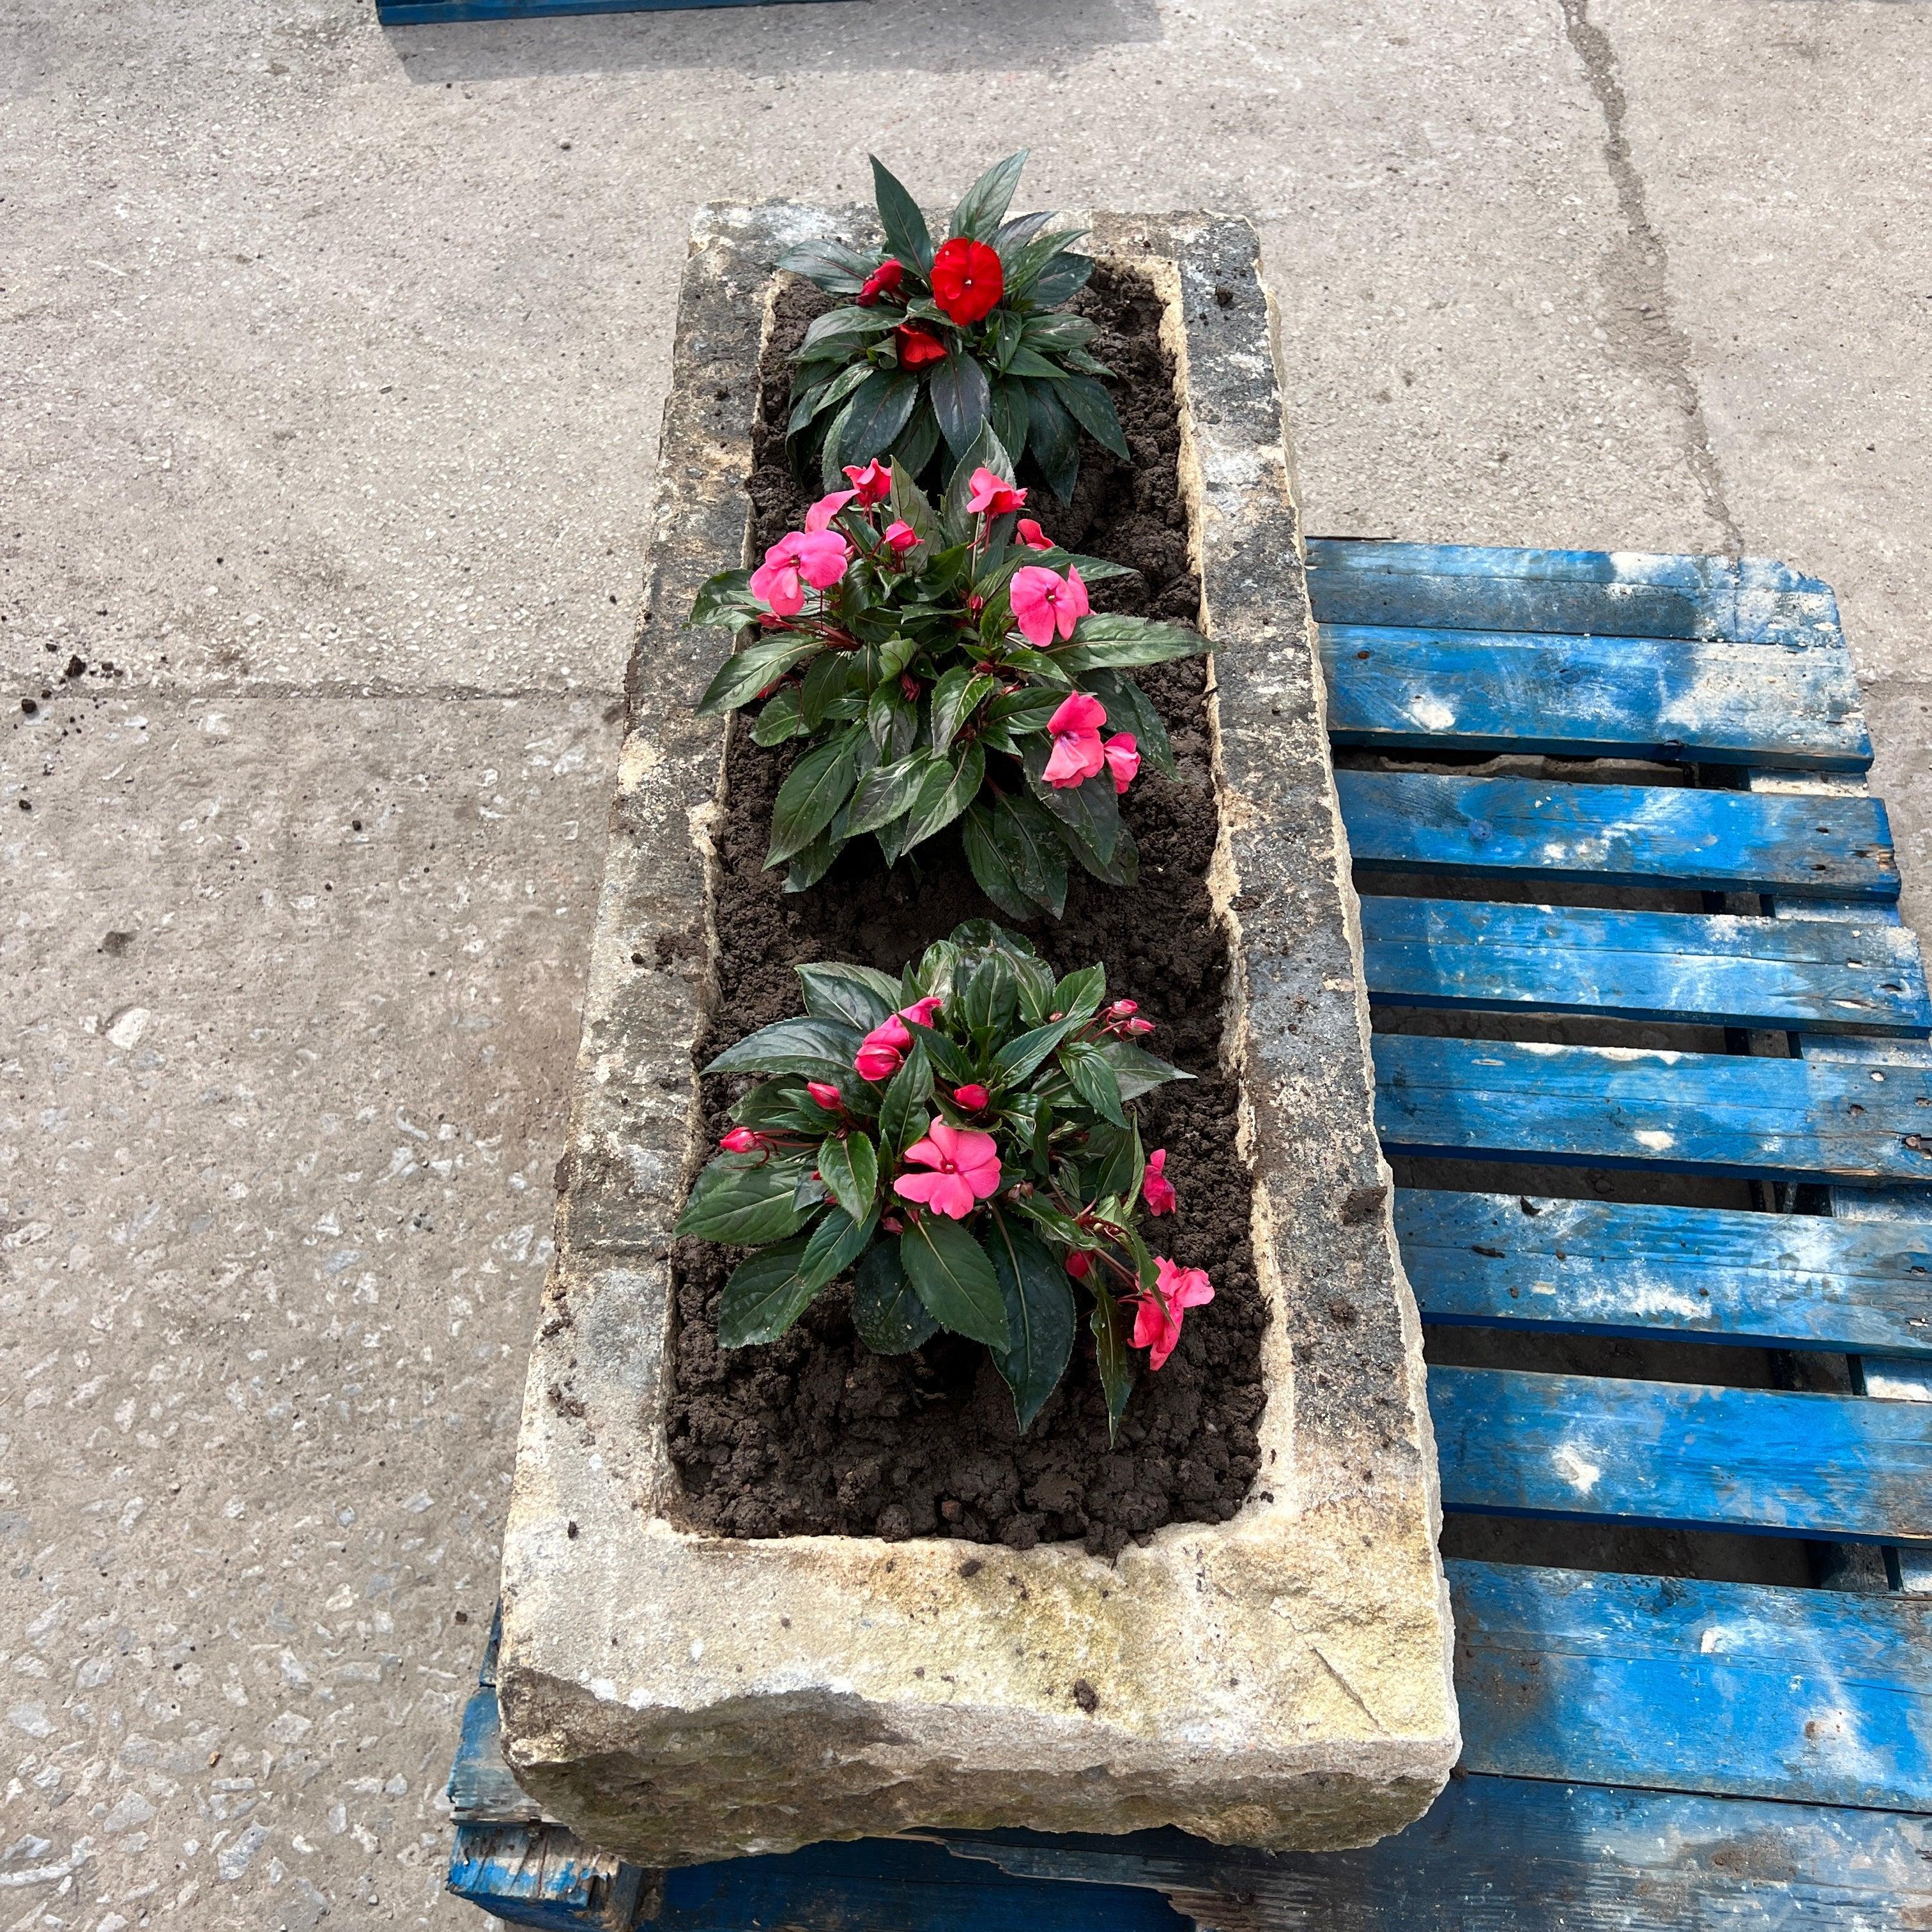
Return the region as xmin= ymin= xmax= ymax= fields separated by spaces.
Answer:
xmin=807 ymin=1080 xmax=843 ymax=1110
xmin=1143 ymin=1149 xmax=1177 ymax=1216
xmin=882 ymin=519 xmax=921 ymax=557
xmin=1016 ymin=518 xmax=1054 ymax=553
xmin=843 ymin=459 xmax=892 ymax=505
xmin=855 ymin=1012 xmax=912 ymax=1083
xmin=899 ymin=995 xmax=944 ymax=1029
xmin=893 ymin=1121 xmax=1002 ymax=1220
xmin=804 ymin=489 xmax=857 ymax=533
xmin=1103 ymin=733 xmax=1139 ymax=794
xmin=1119 ymin=1016 xmax=1154 ymax=1036
xmin=952 ymin=1083 xmax=990 ymax=1111
xmin=1106 ymin=999 xmax=1138 ymax=1020
xmin=1040 ymin=690 xmax=1108 ymax=788
xmin=1133 ymin=1257 xmax=1215 ymax=1370
xmin=719 ymin=1126 xmax=765 ymax=1154
xmin=749 ymin=529 xmax=850 ymax=616
xmin=1009 ymin=565 xmax=1089 ymax=648
xmin=965 ymin=467 xmax=1027 ymax=517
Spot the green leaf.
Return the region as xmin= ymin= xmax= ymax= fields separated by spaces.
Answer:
xmin=949 ymin=149 xmax=1029 ymax=243
xmin=1032 ymin=249 xmax=1097 ymax=308
xmin=695 ymin=636 xmax=818 ymax=716
xmin=795 ymin=962 xmax=901 ymax=1031
xmin=689 ymin=567 xmax=760 ymax=630
xmin=1080 ymin=670 xmax=1175 ymax=778
xmin=984 ymin=1207 xmax=1075 ymax=1432
xmin=800 ymin=305 xmax=900 ymax=356
xmin=993 ymin=208 xmax=1059 ymax=257
xmin=901 ymin=1215 xmax=1009 ymax=1349
xmin=955 ymin=952 xmax=1018 ymax=1038
xmin=1089 ymin=1121 xmax=1144 ymax=1204
xmin=866 ymin=684 xmax=920 ymax=761
xmin=962 ymin=804 xmax=1036 ymax=922
xmin=890 ymin=405 xmax=941 ymax=482
xmin=850 ymin=1241 xmax=940 ymax=1354
xmin=799 ymin=1203 xmax=877 ymax=1291
xmin=1025 ymin=382 xmax=1080 ymax=501
xmin=841 ymin=369 xmax=921 ymax=464
xmin=798 ymin=649 xmax=854 ymax=730
xmin=1097 ymin=1038 xmax=1193 ymax=1100
xmin=705 ymin=1016 xmax=862 ymax=1082
xmin=749 ymin=686 xmax=805 ymax=746
xmin=887 ymin=461 xmax=940 ymax=543
xmin=988 ymin=376 xmax=1030 ymax=466
xmin=846 ymin=752 xmax=935 ymax=838
xmin=877 ymin=1038 xmax=934 ymax=1150
xmin=816 ymin=1131 xmax=878 ymax=1224
xmin=676 ymin=1154 xmax=815 ymax=1245
xmin=788 ymin=360 xmax=871 ymax=436
xmin=929 ymin=666 xmax=997 ymax=753
xmin=990 ymin=793 xmax=1068 ymax=918
xmin=776 ymin=240 xmax=873 ymax=293
xmin=928 ymin=352 xmax=991 ymax=456
xmin=1002 ymin=229 xmax=1089 ymax=303
xmin=1061 ymin=613 xmax=1207 ymax=672
xmin=1001 ymin=346 xmax=1071 ymax=381
xmin=767 ymin=733 xmax=862 ymax=867
xmin=939 ymin=422 xmax=1016 ymax=541
xmin=1090 ymin=1292 xmax=1135 ymax=1443
xmin=785 ymin=824 xmax=847 ymax=894
xmin=992 ymin=312 xmax=1024 ymax=374
xmin=1054 ymin=963 xmax=1107 ymax=1023
xmin=994 ymin=1015 xmax=1080 ymax=1082
xmin=900 ymin=742 xmax=985 ymax=852
xmin=1020 ymin=312 xmax=1100 ymax=352
xmin=1008 ymin=1192 xmax=1087 ymax=1250
xmin=1060 ymin=1039 xmax=1127 ymax=1128
xmin=870 ymin=155 xmax=935 ymax=273
xmin=717 ymin=1238 xmax=818 ymax=1346
xmin=1056 ymin=373 xmax=1131 ymax=460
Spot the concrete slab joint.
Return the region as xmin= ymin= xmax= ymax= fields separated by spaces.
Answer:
xmin=496 ymin=202 xmax=1457 ymax=1866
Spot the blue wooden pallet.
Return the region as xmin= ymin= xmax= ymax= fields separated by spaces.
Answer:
xmin=449 ymin=540 xmax=1932 ymax=1927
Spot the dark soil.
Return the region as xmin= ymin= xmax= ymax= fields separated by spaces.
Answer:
xmin=664 ymin=263 xmax=1268 ymax=1558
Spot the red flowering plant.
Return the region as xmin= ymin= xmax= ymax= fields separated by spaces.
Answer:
xmin=689 ymin=430 xmax=1206 ymax=917
xmin=776 ymin=150 xmax=1128 ymax=500
xmin=674 ymin=922 xmax=1211 ymax=1434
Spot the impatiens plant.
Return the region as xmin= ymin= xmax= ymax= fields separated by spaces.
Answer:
xmin=689 ymin=434 xmax=1206 ymax=918
xmin=777 ymin=151 xmax=1129 ymax=498
xmin=675 ymin=923 xmax=1213 ymax=1436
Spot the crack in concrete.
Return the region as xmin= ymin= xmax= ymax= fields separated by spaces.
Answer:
xmin=1559 ymin=0 xmax=1744 ymax=557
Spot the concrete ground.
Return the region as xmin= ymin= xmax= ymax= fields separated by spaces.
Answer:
xmin=3 ymin=0 xmax=1927 ymax=1926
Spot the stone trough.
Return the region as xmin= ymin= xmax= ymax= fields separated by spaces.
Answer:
xmin=494 ymin=203 xmax=1458 ymax=1866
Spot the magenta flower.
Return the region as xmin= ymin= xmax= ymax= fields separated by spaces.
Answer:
xmin=1133 ymin=1257 xmax=1215 ymax=1370
xmin=965 ymin=466 xmax=1027 ymax=517
xmin=843 ymin=459 xmax=892 ymax=505
xmin=719 ymin=1126 xmax=765 ymax=1154
xmin=883 ymin=519 xmax=921 ymax=557
xmin=1143 ymin=1148 xmax=1177 ymax=1216
xmin=855 ymin=1011 xmax=911 ymax=1083
xmin=1064 ymin=1250 xmax=1093 ymax=1280
xmin=900 ymin=995 xmax=944 ymax=1029
xmin=1103 ymin=733 xmax=1140 ymax=794
xmin=952 ymin=1083 xmax=990 ymax=1111
xmin=1016 ymin=517 xmax=1054 ymax=553
xmin=1041 ymin=690 xmax=1108 ymax=788
xmin=749 ymin=528 xmax=850 ymax=616
xmin=893 ymin=1121 xmax=1002 ymax=1220
xmin=806 ymin=1080 xmax=843 ymax=1110
xmin=804 ymin=489 xmax=857 ymax=533
xmin=1009 ymin=564 xmax=1089 ymax=647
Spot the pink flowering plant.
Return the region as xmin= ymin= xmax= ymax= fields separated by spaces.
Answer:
xmin=689 ymin=427 xmax=1206 ymax=918
xmin=776 ymin=150 xmax=1128 ymax=498
xmin=673 ymin=923 xmax=1212 ymax=1436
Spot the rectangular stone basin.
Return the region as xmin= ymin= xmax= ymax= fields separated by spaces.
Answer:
xmin=495 ymin=203 xmax=1457 ymax=1866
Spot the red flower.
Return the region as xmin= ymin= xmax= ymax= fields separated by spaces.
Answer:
xmin=842 ymin=459 xmax=893 ymax=505
xmin=719 ymin=1127 xmax=767 ymax=1154
xmin=930 ymin=236 xmax=1004 ymax=325
xmin=952 ymin=1084 xmax=990 ymax=1112
xmin=894 ymin=324 xmax=948 ymax=369
xmin=856 ymin=257 xmax=905 ymax=307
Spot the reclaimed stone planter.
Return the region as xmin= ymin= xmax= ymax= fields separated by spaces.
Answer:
xmin=496 ymin=203 xmax=1457 ymax=1866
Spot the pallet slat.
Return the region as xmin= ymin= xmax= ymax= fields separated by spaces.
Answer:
xmin=1430 ymin=1366 xmax=1932 ymax=1546
xmin=1374 ymin=1033 xmax=1932 ymax=1184
xmin=1305 ymin=539 xmax=1842 ymax=647
xmin=1397 ymin=1190 xmax=1932 ymax=1356
xmin=1338 ymin=770 xmax=1899 ymax=900
xmin=1450 ymin=1560 xmax=1932 ymax=1812
xmin=930 ymin=1775 xmax=1932 ymax=1932
xmin=381 ymin=0 xmax=855 ymax=19
xmin=1322 ymin=622 xmax=1869 ymax=768
xmin=1361 ymin=898 xmax=1931 ymax=1036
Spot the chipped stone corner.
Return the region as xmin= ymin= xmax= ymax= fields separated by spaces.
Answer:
xmin=496 ymin=204 xmax=1458 ymax=1869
